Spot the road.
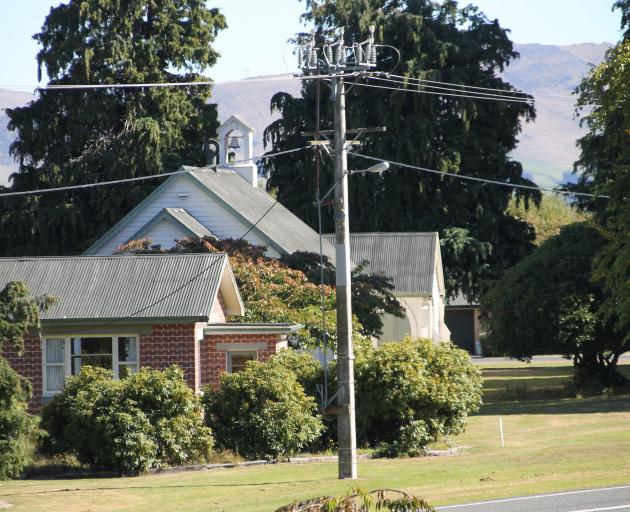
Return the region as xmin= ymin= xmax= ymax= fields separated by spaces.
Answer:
xmin=438 ymin=485 xmax=630 ymax=512
xmin=472 ymin=354 xmax=630 ymax=364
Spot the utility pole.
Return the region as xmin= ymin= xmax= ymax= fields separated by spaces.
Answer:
xmin=298 ymin=26 xmax=380 ymax=481
xmin=332 ymin=72 xmax=357 ymax=479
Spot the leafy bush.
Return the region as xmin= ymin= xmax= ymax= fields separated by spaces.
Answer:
xmin=0 ymin=357 xmax=40 ymax=479
xmin=203 ymin=359 xmax=323 ymax=460
xmin=355 ymin=338 xmax=482 ymax=456
xmin=41 ymin=366 xmax=212 ymax=474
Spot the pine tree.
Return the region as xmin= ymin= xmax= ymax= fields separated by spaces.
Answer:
xmin=263 ymin=0 xmax=539 ymax=299
xmin=0 ymin=0 xmax=226 ymax=256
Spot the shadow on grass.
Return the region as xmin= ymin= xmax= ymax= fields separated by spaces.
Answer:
xmin=2 ymin=478 xmax=326 ymax=497
xmin=477 ymin=393 xmax=630 ymax=416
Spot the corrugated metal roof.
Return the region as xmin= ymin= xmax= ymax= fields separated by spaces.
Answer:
xmin=0 ymin=254 xmax=228 ymax=322
xmin=446 ymin=291 xmax=478 ymax=308
xmin=323 ymin=232 xmax=438 ymax=296
xmin=189 ymin=169 xmax=336 ymax=262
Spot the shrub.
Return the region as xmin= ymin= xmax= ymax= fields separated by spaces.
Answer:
xmin=266 ymin=350 xmax=323 ymax=400
xmin=203 ymin=360 xmax=323 ymax=460
xmin=41 ymin=366 xmax=212 ymax=474
xmin=0 ymin=357 xmax=40 ymax=479
xmin=355 ymin=338 xmax=482 ymax=456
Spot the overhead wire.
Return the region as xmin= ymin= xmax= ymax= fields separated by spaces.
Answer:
xmin=355 ymin=79 xmax=578 ymax=106
xmin=348 ymin=151 xmax=609 ymax=200
xmin=386 ymin=73 xmax=581 ymax=101
xmin=49 ymin=148 xmax=313 ymax=335
xmin=0 ymin=146 xmax=310 ymax=198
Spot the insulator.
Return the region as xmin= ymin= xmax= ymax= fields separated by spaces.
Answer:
xmin=325 ymin=45 xmax=333 ymax=64
xmin=306 ymin=46 xmax=313 ymax=67
xmin=370 ymin=45 xmax=377 ymax=65
xmin=335 ymin=43 xmax=343 ymax=65
xmin=297 ymin=47 xmax=303 ymax=68
xmin=356 ymin=44 xmax=364 ymax=64
xmin=364 ymin=43 xmax=371 ymax=64
xmin=310 ymin=47 xmax=318 ymax=67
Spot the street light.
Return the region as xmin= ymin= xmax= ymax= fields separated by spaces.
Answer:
xmin=349 ymin=161 xmax=390 ymax=175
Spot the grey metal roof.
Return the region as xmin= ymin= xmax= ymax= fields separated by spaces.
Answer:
xmin=129 ymin=207 xmax=215 ymax=241
xmin=446 ymin=291 xmax=479 ymax=308
xmin=189 ymin=168 xmax=336 ymax=261
xmin=324 ymin=232 xmax=438 ymax=296
xmin=0 ymin=254 xmax=230 ymax=323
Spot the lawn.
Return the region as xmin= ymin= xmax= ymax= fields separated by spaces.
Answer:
xmin=2 ymin=361 xmax=630 ymax=512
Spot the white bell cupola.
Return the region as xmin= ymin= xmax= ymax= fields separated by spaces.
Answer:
xmin=218 ymin=115 xmax=257 ymax=187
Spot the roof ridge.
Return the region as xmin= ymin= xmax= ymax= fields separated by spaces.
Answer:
xmin=0 ymin=253 xmax=227 ymax=261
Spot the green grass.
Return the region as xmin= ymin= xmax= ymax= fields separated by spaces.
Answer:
xmin=2 ymin=360 xmax=630 ymax=511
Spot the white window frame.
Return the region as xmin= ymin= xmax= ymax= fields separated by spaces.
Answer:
xmin=42 ymin=334 xmax=139 ymax=396
xmin=226 ymin=350 xmax=258 ymax=373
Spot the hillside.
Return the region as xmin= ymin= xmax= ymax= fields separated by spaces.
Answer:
xmin=0 ymin=42 xmax=610 ymax=187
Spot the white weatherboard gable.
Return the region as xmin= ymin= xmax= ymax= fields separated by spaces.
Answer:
xmin=89 ymin=173 xmax=273 ymax=256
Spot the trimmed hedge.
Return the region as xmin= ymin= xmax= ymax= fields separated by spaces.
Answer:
xmin=41 ymin=366 xmax=213 ymax=474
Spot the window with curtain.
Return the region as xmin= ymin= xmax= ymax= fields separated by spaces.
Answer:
xmin=43 ymin=335 xmax=139 ymax=394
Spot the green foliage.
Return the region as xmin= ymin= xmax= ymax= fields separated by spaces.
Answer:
xmin=280 ymin=251 xmax=404 ymax=338
xmin=264 ymin=0 xmax=539 ymax=300
xmin=0 ymin=281 xmax=55 ymax=354
xmin=0 ymin=357 xmax=40 ymax=479
xmin=0 ymin=0 xmax=226 ymax=256
xmin=40 ymin=366 xmax=213 ymax=474
xmin=507 ymin=195 xmax=588 ymax=246
xmin=483 ymin=223 xmax=630 ymax=388
xmin=275 ymin=487 xmax=434 ymax=512
xmin=116 ymin=236 xmax=353 ymax=350
xmin=570 ymin=6 xmax=630 ymax=358
xmin=203 ymin=359 xmax=323 ymax=460
xmin=354 ymin=338 xmax=482 ymax=456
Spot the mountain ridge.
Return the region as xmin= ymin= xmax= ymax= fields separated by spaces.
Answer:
xmin=0 ymin=42 xmax=611 ymax=188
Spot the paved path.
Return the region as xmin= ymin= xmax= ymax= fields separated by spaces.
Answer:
xmin=473 ymin=354 xmax=630 ymax=364
xmin=438 ymin=485 xmax=630 ymax=512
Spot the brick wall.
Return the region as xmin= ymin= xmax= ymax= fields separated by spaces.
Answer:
xmin=201 ymin=333 xmax=285 ymax=389
xmin=2 ymin=333 xmax=43 ymax=413
xmin=2 ymin=324 xmax=288 ymax=413
xmin=139 ymin=323 xmax=199 ymax=390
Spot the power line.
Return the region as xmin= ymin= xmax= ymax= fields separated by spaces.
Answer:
xmin=56 ymin=168 xmax=308 ymax=336
xmin=0 ymin=146 xmax=310 ymax=198
xmin=369 ymin=75 xmax=543 ymax=103
xmin=3 ymin=73 xmax=347 ymax=92
xmin=348 ymin=151 xmax=609 ymax=200
xmin=354 ymin=79 xmax=577 ymax=106
xmin=386 ymin=73 xmax=581 ymax=102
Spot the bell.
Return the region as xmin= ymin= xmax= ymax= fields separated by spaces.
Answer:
xmin=228 ymin=136 xmax=241 ymax=150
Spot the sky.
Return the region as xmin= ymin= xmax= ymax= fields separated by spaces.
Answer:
xmin=0 ymin=0 xmax=623 ymax=90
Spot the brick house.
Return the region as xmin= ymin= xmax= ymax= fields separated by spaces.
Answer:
xmin=0 ymin=253 xmax=298 ymax=412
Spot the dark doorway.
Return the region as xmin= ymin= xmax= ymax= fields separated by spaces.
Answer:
xmin=445 ymin=308 xmax=475 ymax=353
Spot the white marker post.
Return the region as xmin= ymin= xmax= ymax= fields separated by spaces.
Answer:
xmin=499 ymin=417 xmax=505 ymax=447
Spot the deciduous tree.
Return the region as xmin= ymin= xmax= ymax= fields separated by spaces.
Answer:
xmin=482 ymin=223 xmax=629 ymax=388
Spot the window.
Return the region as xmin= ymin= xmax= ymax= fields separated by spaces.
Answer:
xmin=227 ymin=351 xmax=257 ymax=373
xmin=44 ymin=338 xmax=65 ymax=393
xmin=43 ymin=335 xmax=139 ymax=394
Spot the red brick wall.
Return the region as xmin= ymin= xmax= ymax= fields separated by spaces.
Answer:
xmin=201 ymin=333 xmax=285 ymax=389
xmin=209 ymin=292 xmax=227 ymax=323
xmin=139 ymin=323 xmax=199 ymax=390
xmin=2 ymin=324 xmax=287 ymax=413
xmin=2 ymin=333 xmax=43 ymax=413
